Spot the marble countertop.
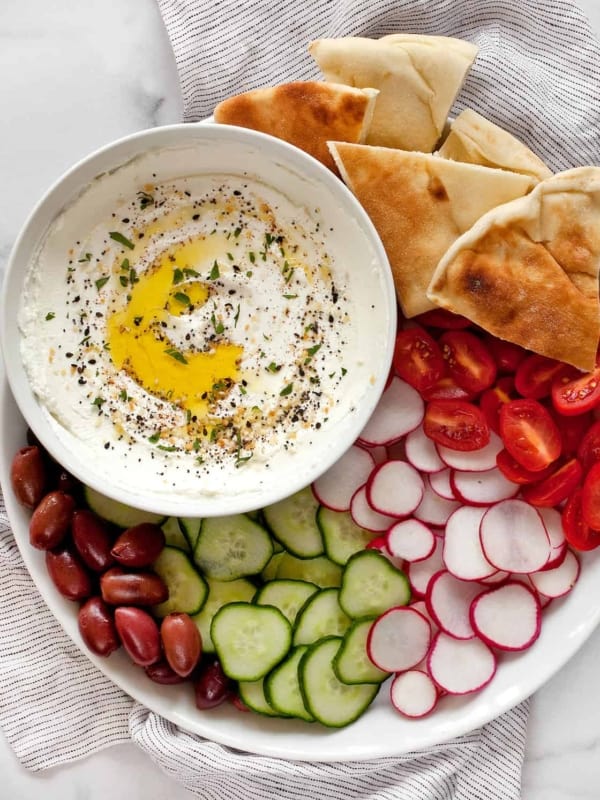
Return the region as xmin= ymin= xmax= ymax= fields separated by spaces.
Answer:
xmin=2 ymin=1 xmax=600 ymax=797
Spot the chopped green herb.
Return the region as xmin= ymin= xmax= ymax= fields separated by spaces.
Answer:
xmin=266 ymin=362 xmax=281 ymax=373
xmin=119 ymin=275 xmax=129 ymax=288
xmin=174 ymin=292 xmax=190 ymax=305
xmin=119 ymin=389 xmax=129 ymax=402
xmin=129 ymin=268 xmax=139 ymax=285
xmin=45 ymin=312 xmax=56 ymax=321
xmin=148 ymin=432 xmax=161 ymax=444
xmin=120 ymin=258 xmax=130 ymax=271
xmin=95 ymin=276 xmax=110 ymax=291
xmin=109 ymin=231 xmax=134 ymax=250
xmin=172 ymin=268 xmax=184 ymax=285
xmin=283 ymin=294 xmax=298 ymax=299
xmin=234 ymin=304 xmax=241 ymax=327
xmin=92 ymin=396 xmax=105 ymax=410
xmin=307 ymin=343 xmax=322 ymax=357
xmin=79 ymin=335 xmax=90 ymax=346
xmin=280 ymin=383 xmax=294 ymax=397
xmin=233 ymin=227 xmax=242 ymax=238
xmin=248 ymin=252 xmax=256 ymax=264
xmin=157 ymin=444 xmax=177 ymax=452
xmin=133 ymin=316 xmax=143 ymax=326
xmin=341 ymin=367 xmax=348 ymax=376
xmin=284 ymin=267 xmax=295 ymax=284
xmin=246 ymin=270 xmax=253 ymax=278
xmin=239 ymin=385 xmax=247 ymax=395
xmin=192 ymin=438 xmax=201 ymax=452
xmin=137 ymin=191 xmax=154 ymax=210
xmin=209 ymin=260 xmax=220 ymax=280
xmin=196 ymin=456 xmax=204 ymax=466
xmin=164 ymin=347 xmax=188 ymax=365
xmin=78 ymin=253 xmax=92 ymax=263
xmin=226 ymin=252 xmax=234 ymax=261
xmin=211 ymin=313 xmax=225 ymax=334
xmin=184 ymin=267 xmax=200 ymax=278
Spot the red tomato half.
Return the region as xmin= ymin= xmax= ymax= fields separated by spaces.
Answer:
xmin=521 ymin=458 xmax=583 ymax=507
xmin=413 ymin=309 xmax=471 ymax=330
xmin=514 ymin=354 xmax=569 ymax=400
xmin=479 ymin=377 xmax=515 ymax=434
xmin=439 ymin=331 xmax=497 ymax=395
xmin=393 ymin=326 xmax=445 ymax=393
xmin=499 ymin=399 xmax=562 ymax=471
xmin=553 ymin=411 xmax=593 ymax=459
xmin=562 ymin=488 xmax=600 ymax=551
xmin=496 ymin=449 xmax=556 ymax=485
xmin=582 ymin=461 xmax=600 ymax=530
xmin=577 ymin=420 xmax=600 ymax=471
xmin=421 ymin=376 xmax=473 ymax=402
xmin=551 ymin=361 xmax=600 ymax=416
xmin=424 ymin=399 xmax=490 ymax=452
xmin=485 ymin=337 xmax=527 ymax=374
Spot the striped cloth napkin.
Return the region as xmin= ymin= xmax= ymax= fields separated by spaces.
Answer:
xmin=1 ymin=0 xmax=600 ymax=797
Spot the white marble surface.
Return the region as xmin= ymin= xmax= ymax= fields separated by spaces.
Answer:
xmin=2 ymin=0 xmax=600 ymax=797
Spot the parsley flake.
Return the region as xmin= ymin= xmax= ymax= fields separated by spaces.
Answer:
xmin=164 ymin=347 xmax=188 ymax=365
xmin=109 ymin=231 xmax=134 ymax=250
xmin=45 ymin=312 xmax=55 ymax=321
xmin=95 ymin=276 xmax=110 ymax=291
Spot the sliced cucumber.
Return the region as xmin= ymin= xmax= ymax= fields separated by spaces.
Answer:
xmin=263 ymin=486 xmax=324 ymax=558
xmin=299 ymin=637 xmax=380 ymax=727
xmin=261 ymin=551 xmax=285 ymax=582
xmin=238 ymin=678 xmax=285 ymax=717
xmin=317 ymin=506 xmax=375 ymax=566
xmin=339 ymin=550 xmax=411 ymax=619
xmin=264 ymin=645 xmax=314 ymax=722
xmin=333 ymin=618 xmax=390 ymax=685
xmin=194 ymin=514 xmax=273 ymax=581
xmin=161 ymin=516 xmax=190 ymax=552
xmin=191 ymin=577 xmax=255 ymax=653
xmin=152 ymin=546 xmax=208 ymax=618
xmin=211 ymin=602 xmax=292 ymax=681
xmin=275 ymin=552 xmax=343 ymax=588
xmin=179 ymin=516 xmax=202 ymax=551
xmin=254 ymin=579 xmax=319 ymax=625
xmin=84 ymin=485 xmax=165 ymax=528
xmin=293 ymin=587 xmax=351 ymax=646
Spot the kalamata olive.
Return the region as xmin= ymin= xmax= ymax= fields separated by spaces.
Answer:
xmin=100 ymin=566 xmax=168 ymax=606
xmin=111 ymin=523 xmax=165 ymax=568
xmin=114 ymin=606 xmax=161 ymax=667
xmin=78 ymin=596 xmax=120 ymax=657
xmin=53 ymin=468 xmax=81 ymax=497
xmin=46 ymin=546 xmax=93 ymax=601
xmin=72 ymin=509 xmax=115 ymax=572
xmin=11 ymin=446 xmax=47 ymax=508
xmin=160 ymin=613 xmax=202 ymax=677
xmin=193 ymin=659 xmax=231 ymax=709
xmin=230 ymin=694 xmax=251 ymax=712
xmin=29 ymin=490 xmax=76 ymax=550
xmin=144 ymin=660 xmax=187 ymax=685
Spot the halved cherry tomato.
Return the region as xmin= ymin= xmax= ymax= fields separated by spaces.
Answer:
xmin=577 ymin=420 xmax=600 ymax=472
xmin=499 ymin=399 xmax=562 ymax=471
xmin=479 ymin=377 xmax=515 ymax=434
xmin=439 ymin=331 xmax=497 ymax=395
xmin=392 ymin=326 xmax=445 ymax=393
xmin=581 ymin=461 xmax=600 ymax=530
xmin=551 ymin=360 xmax=600 ymax=416
xmin=421 ymin=375 xmax=473 ymax=402
xmin=551 ymin=410 xmax=593 ymax=459
xmin=496 ymin=449 xmax=556 ymax=485
xmin=485 ymin=337 xmax=527 ymax=374
xmin=413 ymin=308 xmax=471 ymax=330
xmin=562 ymin=487 xmax=600 ymax=551
xmin=521 ymin=458 xmax=583 ymax=507
xmin=514 ymin=354 xmax=570 ymax=400
xmin=423 ymin=399 xmax=490 ymax=452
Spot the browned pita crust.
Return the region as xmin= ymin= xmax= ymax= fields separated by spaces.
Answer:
xmin=213 ymin=81 xmax=377 ymax=171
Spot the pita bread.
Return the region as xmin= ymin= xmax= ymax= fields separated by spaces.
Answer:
xmin=309 ymin=35 xmax=478 ymax=151
xmin=428 ymin=167 xmax=600 ymax=371
xmin=438 ymin=109 xmax=553 ymax=182
xmin=213 ymin=81 xmax=377 ymax=171
xmin=328 ymin=142 xmax=534 ymax=317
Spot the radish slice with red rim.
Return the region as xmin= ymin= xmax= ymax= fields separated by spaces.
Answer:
xmin=312 ymin=445 xmax=374 ymax=512
xmin=479 ymin=499 xmax=551 ymax=574
xmin=350 ymin=485 xmax=398 ymax=532
xmin=386 ymin=519 xmax=436 ymax=563
xmin=358 ymin=377 xmax=424 ymax=446
xmin=367 ymin=606 xmax=432 ymax=672
xmin=425 ymin=570 xmax=484 ymax=640
xmin=536 ymin=507 xmax=568 ymax=570
xmin=405 ymin=425 xmax=445 ymax=474
xmin=427 ymin=631 xmax=496 ymax=694
xmin=470 ymin=581 xmax=541 ymax=651
xmin=450 ymin=467 xmax=519 ymax=506
xmin=406 ymin=536 xmax=445 ymax=597
xmin=366 ymin=460 xmax=424 ymax=518
xmin=443 ymin=506 xmax=497 ymax=581
xmin=437 ymin=432 xmax=503 ymax=472
xmin=414 ymin=478 xmax=460 ymax=526
xmin=476 ymin=570 xmax=511 ymax=585
xmin=429 ymin=468 xmax=456 ymax=500
xmin=359 ymin=443 xmax=388 ymax=464
xmin=390 ymin=670 xmax=439 ymax=718
xmin=529 ymin=550 xmax=580 ymax=598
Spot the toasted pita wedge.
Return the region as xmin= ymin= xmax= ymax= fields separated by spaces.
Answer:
xmin=428 ymin=167 xmax=600 ymax=371
xmin=438 ymin=109 xmax=552 ymax=182
xmin=309 ymin=35 xmax=477 ymax=151
xmin=328 ymin=142 xmax=534 ymax=317
xmin=213 ymin=81 xmax=377 ymax=171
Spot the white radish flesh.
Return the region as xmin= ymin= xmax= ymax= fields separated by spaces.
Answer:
xmin=407 ymin=536 xmax=445 ymax=597
xmin=350 ymin=485 xmax=398 ymax=532
xmin=529 ymin=550 xmax=580 ymax=599
xmin=443 ymin=506 xmax=497 ymax=581
xmin=437 ymin=432 xmax=503 ymax=472
xmin=428 ymin=632 xmax=496 ymax=695
xmin=390 ymin=670 xmax=439 ymax=718
xmin=429 ymin=468 xmax=456 ymax=500
xmin=426 ymin=570 xmax=484 ymax=640
xmin=367 ymin=606 xmax=432 ymax=673
xmin=366 ymin=460 xmax=424 ymax=518
xmin=358 ymin=377 xmax=424 ymax=446
xmin=405 ymin=425 xmax=446 ymax=474
xmin=312 ymin=445 xmax=374 ymax=512
xmin=386 ymin=519 xmax=436 ymax=563
xmin=470 ymin=581 xmax=541 ymax=651
xmin=414 ymin=479 xmax=460 ymax=526
xmin=451 ymin=467 xmax=519 ymax=506
xmin=479 ymin=500 xmax=551 ymax=574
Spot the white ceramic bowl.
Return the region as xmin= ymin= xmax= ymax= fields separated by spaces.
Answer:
xmin=1 ymin=123 xmax=396 ymax=518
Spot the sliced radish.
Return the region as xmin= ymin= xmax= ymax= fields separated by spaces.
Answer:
xmin=386 ymin=519 xmax=436 ymax=563
xmin=477 ymin=570 xmax=511 ymax=585
xmin=358 ymin=443 xmax=389 ymax=464
xmin=429 ymin=468 xmax=456 ymax=500
xmin=470 ymin=581 xmax=541 ymax=651
xmin=428 ymin=631 xmax=496 ymax=694
xmin=409 ymin=599 xmax=438 ymax=633
xmin=479 ymin=500 xmax=551 ymax=574
xmin=413 ymin=478 xmax=460 ymax=526
xmin=406 ymin=536 xmax=445 ymax=597
xmin=437 ymin=432 xmax=503 ymax=472
xmin=366 ymin=460 xmax=424 ymax=518
xmin=529 ymin=550 xmax=580 ymax=598
xmin=358 ymin=377 xmax=424 ymax=446
xmin=405 ymin=425 xmax=446 ymax=474
xmin=451 ymin=467 xmax=519 ymax=506
xmin=426 ymin=570 xmax=484 ymax=640
xmin=350 ymin=485 xmax=398 ymax=532
xmin=367 ymin=606 xmax=432 ymax=672
xmin=443 ymin=506 xmax=497 ymax=581
xmin=536 ymin=507 xmax=568 ymax=570
xmin=312 ymin=445 xmax=374 ymax=512
xmin=390 ymin=670 xmax=439 ymax=718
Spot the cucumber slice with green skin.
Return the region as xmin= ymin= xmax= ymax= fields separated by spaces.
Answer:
xmin=161 ymin=517 xmax=191 ymax=552
xmin=261 ymin=551 xmax=285 ymax=582
xmin=275 ymin=552 xmax=343 ymax=588
xmin=333 ymin=618 xmax=390 ymax=685
xmin=263 ymin=486 xmax=324 ymax=559
xmin=179 ymin=517 xmax=202 ymax=551
xmin=317 ymin=506 xmax=376 ymax=566
xmin=299 ymin=637 xmax=380 ymax=728
xmin=254 ymin=579 xmax=319 ymax=626
xmin=238 ymin=678 xmax=286 ymax=717
xmin=84 ymin=485 xmax=165 ymax=528
xmin=191 ymin=577 xmax=256 ymax=653
xmin=293 ymin=588 xmax=352 ymax=646
xmin=264 ymin=645 xmax=314 ymax=722
xmin=194 ymin=515 xmax=273 ymax=581
xmin=339 ymin=550 xmax=411 ymax=619
xmin=152 ymin=546 xmax=208 ymax=618
xmin=211 ymin=602 xmax=292 ymax=681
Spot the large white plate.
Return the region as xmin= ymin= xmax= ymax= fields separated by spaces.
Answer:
xmin=2 ymin=375 xmax=600 ymax=761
